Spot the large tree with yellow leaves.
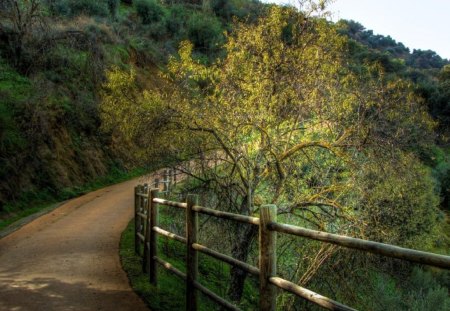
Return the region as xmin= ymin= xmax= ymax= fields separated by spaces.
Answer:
xmin=101 ymin=5 xmax=440 ymax=303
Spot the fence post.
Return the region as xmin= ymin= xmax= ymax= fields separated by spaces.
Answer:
xmin=163 ymin=169 xmax=169 ymax=193
xmin=134 ymin=186 xmax=139 ymax=254
xmin=139 ymin=185 xmax=145 ymax=254
xmin=169 ymin=168 xmax=173 ymax=191
xmin=154 ymin=178 xmax=159 ymax=190
xmin=149 ymin=188 xmax=159 ymax=285
xmin=143 ymin=185 xmax=150 ymax=273
xmin=259 ymin=204 xmax=277 ymax=311
xmin=173 ymin=167 xmax=177 ymax=186
xmin=186 ymin=194 xmax=199 ymax=311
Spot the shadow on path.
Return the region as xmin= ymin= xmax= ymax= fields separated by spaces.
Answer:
xmin=0 ymin=276 xmax=147 ymax=311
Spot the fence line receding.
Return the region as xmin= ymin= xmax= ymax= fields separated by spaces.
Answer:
xmin=133 ymin=172 xmax=450 ymax=311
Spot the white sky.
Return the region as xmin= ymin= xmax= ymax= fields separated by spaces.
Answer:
xmin=263 ymin=0 xmax=450 ymax=59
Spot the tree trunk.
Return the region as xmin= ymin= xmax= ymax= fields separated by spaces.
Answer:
xmin=227 ymin=223 xmax=257 ymax=302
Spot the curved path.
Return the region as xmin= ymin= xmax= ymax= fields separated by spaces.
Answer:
xmin=0 ymin=179 xmax=150 ymax=310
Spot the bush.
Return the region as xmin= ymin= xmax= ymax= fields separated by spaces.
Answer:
xmin=46 ymin=0 xmax=71 ymax=16
xmin=166 ymin=5 xmax=189 ymax=38
xmin=69 ymin=0 xmax=109 ymax=17
xmin=106 ymin=0 xmax=120 ymax=18
xmin=48 ymin=0 xmax=110 ymax=17
xmin=407 ymin=268 xmax=450 ymax=311
xmin=211 ymin=0 xmax=264 ymax=22
xmin=135 ymin=0 xmax=166 ymax=25
xmin=144 ymin=22 xmax=168 ymax=41
xmin=211 ymin=0 xmax=234 ymax=20
xmin=187 ymin=12 xmax=224 ymax=52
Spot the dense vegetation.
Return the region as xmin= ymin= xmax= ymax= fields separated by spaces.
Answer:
xmin=338 ymin=19 xmax=450 ymax=141
xmin=1 ymin=0 xmax=449 ymax=310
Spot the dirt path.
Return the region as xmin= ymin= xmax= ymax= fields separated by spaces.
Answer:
xmin=0 ymin=178 xmax=150 ymax=311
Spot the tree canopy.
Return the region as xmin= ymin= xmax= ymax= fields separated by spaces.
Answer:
xmin=101 ymin=5 xmax=443 ymax=303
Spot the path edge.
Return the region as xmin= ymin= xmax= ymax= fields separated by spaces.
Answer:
xmin=0 ymin=201 xmax=68 ymax=240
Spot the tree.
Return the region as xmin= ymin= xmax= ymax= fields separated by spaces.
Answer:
xmin=101 ymin=4 xmax=439 ymax=303
xmin=355 ymin=152 xmax=441 ymax=247
xmin=0 ymin=0 xmax=46 ymax=69
xmin=407 ymin=49 xmax=449 ymax=70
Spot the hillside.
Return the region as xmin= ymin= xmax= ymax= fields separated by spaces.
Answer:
xmin=1 ymin=0 xmax=448 ymax=216
xmin=1 ymin=1 xmax=449 ymax=310
xmin=0 ymin=0 xmax=264 ymax=213
xmin=338 ymin=19 xmax=450 ymax=138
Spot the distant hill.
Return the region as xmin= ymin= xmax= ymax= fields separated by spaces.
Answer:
xmin=338 ymin=19 xmax=449 ymax=69
xmin=337 ymin=19 xmax=450 ymax=142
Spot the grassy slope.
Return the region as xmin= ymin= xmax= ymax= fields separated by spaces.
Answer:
xmin=0 ymin=3 xmax=162 ymax=224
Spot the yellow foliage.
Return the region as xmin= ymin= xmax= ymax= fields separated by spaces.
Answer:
xmin=100 ymin=7 xmax=438 ymax=244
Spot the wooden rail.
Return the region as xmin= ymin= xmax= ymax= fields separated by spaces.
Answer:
xmin=269 ymin=223 xmax=450 ymax=269
xmin=133 ymin=179 xmax=450 ymax=311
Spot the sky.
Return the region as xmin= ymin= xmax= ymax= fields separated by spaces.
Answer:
xmin=264 ymin=0 xmax=450 ymax=60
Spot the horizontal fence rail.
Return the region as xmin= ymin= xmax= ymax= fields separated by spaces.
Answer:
xmin=133 ymin=179 xmax=450 ymax=311
xmin=269 ymin=222 xmax=450 ymax=269
xmin=269 ymin=277 xmax=357 ymax=311
xmin=192 ymin=242 xmax=260 ymax=276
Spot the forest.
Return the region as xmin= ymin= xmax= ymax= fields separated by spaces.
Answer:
xmin=0 ymin=0 xmax=449 ymax=310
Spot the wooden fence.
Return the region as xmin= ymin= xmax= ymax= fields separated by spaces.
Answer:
xmin=134 ymin=178 xmax=450 ymax=311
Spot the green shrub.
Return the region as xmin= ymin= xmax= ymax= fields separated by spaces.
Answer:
xmin=406 ymin=268 xmax=450 ymax=311
xmin=211 ymin=0 xmax=263 ymax=22
xmin=166 ymin=5 xmax=189 ymax=37
xmin=211 ymin=0 xmax=234 ymax=20
xmin=187 ymin=12 xmax=224 ymax=52
xmin=66 ymin=0 xmax=109 ymax=17
xmin=46 ymin=0 xmax=115 ymax=17
xmin=135 ymin=0 xmax=166 ymax=25
xmin=145 ymin=22 xmax=168 ymax=40
xmin=46 ymin=0 xmax=71 ymax=16
xmin=106 ymin=0 xmax=120 ymax=18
